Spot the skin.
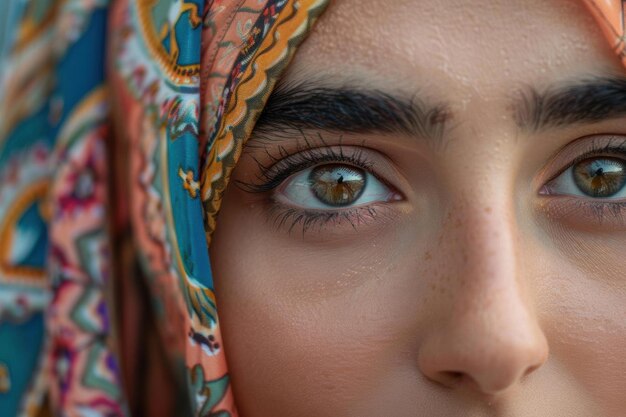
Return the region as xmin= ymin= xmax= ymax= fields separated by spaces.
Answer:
xmin=209 ymin=0 xmax=626 ymax=416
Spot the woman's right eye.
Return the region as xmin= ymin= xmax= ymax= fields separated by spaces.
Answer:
xmin=275 ymin=163 xmax=398 ymax=210
xmin=542 ymin=156 xmax=626 ymax=199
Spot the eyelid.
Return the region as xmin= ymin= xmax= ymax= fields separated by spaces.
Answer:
xmin=538 ymin=135 xmax=626 ymax=186
xmin=238 ymin=146 xmax=370 ymax=194
xmin=241 ymin=144 xmax=407 ymax=200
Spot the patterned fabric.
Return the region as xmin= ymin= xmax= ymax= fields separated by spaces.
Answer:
xmin=108 ymin=0 xmax=327 ymax=415
xmin=0 ymin=3 xmax=116 ymax=416
xmin=0 ymin=0 xmax=623 ymax=416
xmin=583 ymin=0 xmax=626 ymax=67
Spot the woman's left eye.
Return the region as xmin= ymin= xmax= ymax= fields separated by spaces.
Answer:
xmin=543 ymin=156 xmax=626 ymax=198
xmin=275 ymin=163 xmax=396 ymax=209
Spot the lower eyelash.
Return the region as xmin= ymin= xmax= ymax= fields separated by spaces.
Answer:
xmin=579 ymin=200 xmax=626 ymax=225
xmin=266 ymin=202 xmax=388 ymax=235
xmin=540 ymin=196 xmax=626 ymax=226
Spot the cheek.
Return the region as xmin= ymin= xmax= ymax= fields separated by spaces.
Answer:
xmin=209 ymin=191 xmax=434 ymax=415
xmin=529 ymin=230 xmax=626 ymax=412
xmin=544 ymin=278 xmax=626 ymax=413
xmin=209 ymin=168 xmax=626 ymax=415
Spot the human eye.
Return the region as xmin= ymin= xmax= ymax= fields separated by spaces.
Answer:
xmin=539 ymin=136 xmax=626 ymax=226
xmin=276 ymin=164 xmax=394 ymax=209
xmin=542 ymin=157 xmax=626 ymax=198
xmin=239 ymin=144 xmax=403 ymax=234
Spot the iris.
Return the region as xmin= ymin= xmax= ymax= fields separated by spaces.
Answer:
xmin=308 ymin=165 xmax=366 ymax=207
xmin=572 ymin=157 xmax=626 ymax=197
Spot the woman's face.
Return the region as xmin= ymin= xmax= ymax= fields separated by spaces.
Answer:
xmin=209 ymin=0 xmax=626 ymax=415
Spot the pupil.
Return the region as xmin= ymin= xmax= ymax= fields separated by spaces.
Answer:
xmin=309 ymin=164 xmax=366 ymax=207
xmin=573 ymin=157 xmax=626 ymax=198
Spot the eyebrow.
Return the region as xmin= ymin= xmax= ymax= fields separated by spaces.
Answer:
xmin=515 ymin=76 xmax=626 ymax=132
xmin=253 ymin=81 xmax=450 ymax=141
xmin=254 ymin=76 xmax=626 ymax=142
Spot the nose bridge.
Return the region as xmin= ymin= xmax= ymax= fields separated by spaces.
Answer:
xmin=451 ymin=197 xmax=516 ymax=295
xmin=418 ymin=194 xmax=549 ymax=395
xmin=447 ymin=196 xmax=533 ymax=343
xmin=442 ymin=118 xmax=519 ymax=290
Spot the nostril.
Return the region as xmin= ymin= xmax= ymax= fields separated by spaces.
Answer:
xmin=438 ymin=370 xmax=465 ymax=388
xmin=445 ymin=371 xmax=464 ymax=380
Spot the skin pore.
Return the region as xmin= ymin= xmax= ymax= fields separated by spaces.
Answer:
xmin=209 ymin=0 xmax=626 ymax=416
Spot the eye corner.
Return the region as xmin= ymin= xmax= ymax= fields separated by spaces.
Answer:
xmin=537 ymin=184 xmax=553 ymax=196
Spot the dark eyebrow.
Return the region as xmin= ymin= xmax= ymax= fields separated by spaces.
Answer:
xmin=253 ymin=81 xmax=450 ymax=141
xmin=515 ymin=76 xmax=626 ymax=132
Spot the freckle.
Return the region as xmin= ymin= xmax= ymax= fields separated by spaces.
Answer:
xmin=424 ymin=251 xmax=432 ymax=261
xmin=484 ymin=206 xmax=492 ymax=213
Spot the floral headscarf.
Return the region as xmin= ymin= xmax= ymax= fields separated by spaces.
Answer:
xmin=0 ymin=0 xmax=623 ymax=416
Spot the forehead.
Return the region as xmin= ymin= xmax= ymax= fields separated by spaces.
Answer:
xmin=285 ymin=0 xmax=622 ymax=100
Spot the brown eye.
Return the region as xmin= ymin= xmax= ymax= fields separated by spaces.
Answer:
xmin=309 ymin=164 xmax=366 ymax=207
xmin=572 ymin=157 xmax=626 ymax=197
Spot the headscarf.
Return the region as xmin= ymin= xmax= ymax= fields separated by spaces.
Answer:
xmin=0 ymin=1 xmax=623 ymax=416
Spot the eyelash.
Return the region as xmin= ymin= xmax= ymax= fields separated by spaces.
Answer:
xmin=542 ymin=196 xmax=626 ymax=228
xmin=239 ymin=135 xmax=626 ymax=233
xmin=546 ymin=136 xmax=626 ymax=182
xmin=237 ymin=141 xmax=394 ymax=233
xmin=265 ymin=203 xmax=391 ymax=234
xmin=543 ymin=136 xmax=626 ymax=224
xmin=240 ymin=143 xmax=375 ymax=193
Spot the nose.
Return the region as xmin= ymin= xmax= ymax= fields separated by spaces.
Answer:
xmin=417 ymin=203 xmax=549 ymax=395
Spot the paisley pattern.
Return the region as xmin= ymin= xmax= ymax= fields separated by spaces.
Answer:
xmin=0 ymin=0 xmax=624 ymax=416
xmin=135 ymin=0 xmax=203 ymax=83
xmin=47 ymin=86 xmax=127 ymax=416
xmin=110 ymin=1 xmax=331 ymax=415
xmin=1 ymin=2 xmax=115 ymax=416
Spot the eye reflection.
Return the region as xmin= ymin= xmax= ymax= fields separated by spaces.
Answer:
xmin=309 ymin=165 xmax=366 ymax=207
xmin=573 ymin=158 xmax=626 ymax=197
